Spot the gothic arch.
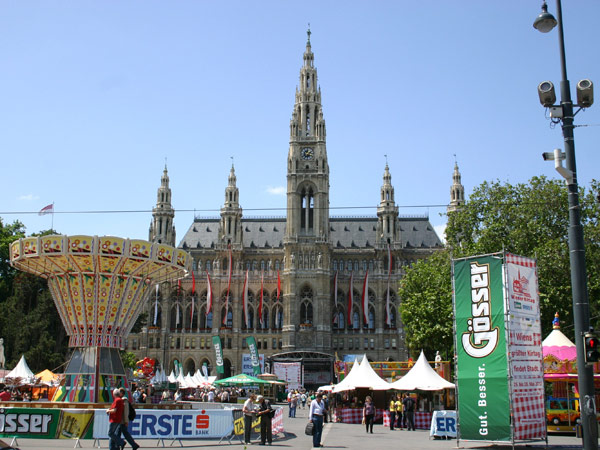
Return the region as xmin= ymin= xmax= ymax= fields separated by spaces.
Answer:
xmin=299 ymin=284 xmax=314 ymax=324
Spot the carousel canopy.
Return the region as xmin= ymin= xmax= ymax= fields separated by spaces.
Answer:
xmin=542 ymin=313 xmax=577 ymax=361
xmin=4 ymin=355 xmax=35 ymax=384
xmin=389 ymin=351 xmax=455 ymax=391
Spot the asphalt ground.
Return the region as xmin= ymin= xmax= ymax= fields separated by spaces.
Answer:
xmin=4 ymin=403 xmax=587 ymax=449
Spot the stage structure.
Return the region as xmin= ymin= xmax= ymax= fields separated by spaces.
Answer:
xmin=10 ymin=235 xmax=190 ymax=402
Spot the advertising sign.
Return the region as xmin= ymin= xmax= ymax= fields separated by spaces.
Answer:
xmin=245 ymin=336 xmax=261 ymax=376
xmin=453 ymin=255 xmax=511 ymax=441
xmin=242 ymin=354 xmax=265 ymax=376
xmin=213 ymin=336 xmax=224 ymax=374
xmin=273 ymin=362 xmax=302 ymax=391
xmin=0 ymin=408 xmax=94 ymax=440
xmin=93 ymin=409 xmax=234 ymax=439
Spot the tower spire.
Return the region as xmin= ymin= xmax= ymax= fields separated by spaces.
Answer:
xmin=149 ymin=166 xmax=176 ymax=246
xmin=448 ymin=158 xmax=465 ymax=213
xmin=377 ymin=163 xmax=399 ymax=246
xmin=220 ymin=163 xmax=243 ymax=247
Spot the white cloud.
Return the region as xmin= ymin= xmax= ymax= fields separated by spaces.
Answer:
xmin=18 ymin=194 xmax=39 ymax=201
xmin=434 ymin=224 xmax=447 ymax=244
xmin=266 ymin=186 xmax=286 ymax=195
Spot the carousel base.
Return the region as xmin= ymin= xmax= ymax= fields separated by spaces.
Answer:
xmin=52 ymin=346 xmax=130 ymax=403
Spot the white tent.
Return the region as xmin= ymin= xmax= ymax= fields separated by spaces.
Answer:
xmin=4 ymin=355 xmax=35 ymax=384
xmin=333 ymin=355 xmax=391 ymax=392
xmin=389 ymin=351 xmax=455 ymax=391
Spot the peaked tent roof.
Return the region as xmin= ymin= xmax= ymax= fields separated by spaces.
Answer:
xmin=5 ymin=355 xmax=35 ymax=383
xmin=542 ymin=314 xmax=577 ymax=361
xmin=389 ymin=351 xmax=455 ymax=391
xmin=333 ymin=355 xmax=390 ymax=392
xmin=332 ymin=357 xmax=361 ymax=393
xmin=213 ymin=373 xmax=270 ymax=386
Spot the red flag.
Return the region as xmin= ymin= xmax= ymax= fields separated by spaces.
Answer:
xmin=362 ymin=270 xmax=369 ymax=325
xmin=206 ymin=271 xmax=213 ymax=315
xmin=259 ymin=272 xmax=264 ymax=327
xmin=38 ymin=203 xmax=54 ymax=215
xmin=277 ymin=270 xmax=281 ymax=300
xmin=242 ymin=269 xmax=249 ymax=328
xmin=178 ymin=279 xmax=181 ymax=296
xmin=191 ymin=270 xmax=196 ymax=295
xmin=223 ymin=245 xmax=233 ymax=325
xmin=347 ymin=272 xmax=353 ymax=327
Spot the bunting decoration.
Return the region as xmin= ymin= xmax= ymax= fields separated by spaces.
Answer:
xmin=206 ymin=270 xmax=213 ymax=315
xmin=362 ymin=270 xmax=369 ymax=324
xmin=242 ymin=269 xmax=249 ymax=328
xmin=277 ymin=270 xmax=281 ymax=300
xmin=223 ymin=245 xmax=233 ymax=325
xmin=347 ymin=272 xmax=353 ymax=327
xmin=259 ymin=272 xmax=264 ymax=327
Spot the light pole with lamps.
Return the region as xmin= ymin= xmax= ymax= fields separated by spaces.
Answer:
xmin=533 ymin=2 xmax=597 ymax=449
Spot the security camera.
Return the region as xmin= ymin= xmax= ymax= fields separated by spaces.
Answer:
xmin=576 ymin=79 xmax=594 ymax=108
xmin=538 ymin=81 xmax=556 ymax=107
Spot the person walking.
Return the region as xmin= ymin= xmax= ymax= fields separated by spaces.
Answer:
xmin=256 ymin=395 xmax=274 ymax=445
xmin=106 ymin=388 xmax=125 ymax=450
xmin=402 ymin=394 xmax=416 ymax=431
xmin=242 ymin=393 xmax=257 ymax=444
xmin=119 ymin=388 xmax=140 ymax=450
xmin=363 ymin=396 xmax=375 ymax=434
xmin=309 ymin=393 xmax=326 ymax=448
xmin=290 ymin=393 xmax=298 ymax=418
xmin=301 ymin=392 xmax=307 ymax=409
xmin=389 ymin=394 xmax=397 ymax=431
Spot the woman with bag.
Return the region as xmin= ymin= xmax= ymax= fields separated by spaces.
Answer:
xmin=363 ymin=396 xmax=375 ymax=434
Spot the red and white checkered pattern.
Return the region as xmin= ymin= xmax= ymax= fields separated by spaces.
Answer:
xmin=272 ymin=406 xmax=284 ymax=435
xmin=333 ymin=408 xmax=431 ymax=429
xmin=505 ymin=253 xmax=536 ymax=268
xmin=512 ymin=389 xmax=546 ymax=440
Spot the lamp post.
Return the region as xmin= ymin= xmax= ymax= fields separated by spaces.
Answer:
xmin=534 ymin=2 xmax=597 ymax=449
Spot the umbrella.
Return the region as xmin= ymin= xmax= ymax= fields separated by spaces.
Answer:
xmin=213 ymin=373 xmax=270 ymax=386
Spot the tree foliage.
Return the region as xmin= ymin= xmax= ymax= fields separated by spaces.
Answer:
xmin=444 ymin=176 xmax=600 ymax=340
xmin=398 ymin=249 xmax=452 ymax=360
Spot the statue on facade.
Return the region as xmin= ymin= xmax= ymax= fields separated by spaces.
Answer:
xmin=317 ymin=252 xmax=323 ymax=268
xmin=0 ymin=338 xmax=5 ymax=369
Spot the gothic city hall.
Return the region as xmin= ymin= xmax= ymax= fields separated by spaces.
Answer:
xmin=129 ymin=32 xmax=449 ymax=389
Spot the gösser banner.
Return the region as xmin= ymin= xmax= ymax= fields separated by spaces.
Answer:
xmin=453 ymin=254 xmax=511 ymax=442
xmin=453 ymin=253 xmax=545 ymax=444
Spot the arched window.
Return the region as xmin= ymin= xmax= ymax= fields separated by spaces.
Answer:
xmin=385 ymin=291 xmax=398 ymax=329
xmin=352 ymin=310 xmax=360 ymax=330
xmin=171 ymin=303 xmax=183 ymax=331
xmin=333 ymin=260 xmax=338 ymax=271
xmin=272 ymin=303 xmax=283 ymax=329
xmin=275 ymin=260 xmax=280 ymax=271
xmin=300 ymin=286 xmax=313 ymax=324
xmin=221 ymin=291 xmax=233 ymax=328
xmin=242 ymin=291 xmax=255 ymax=330
xmin=300 ymin=186 xmax=314 ymax=231
xmin=260 ymin=307 xmax=269 ymax=330
xmin=332 ymin=301 xmax=345 ymax=330
xmin=363 ymin=291 xmax=376 ymax=330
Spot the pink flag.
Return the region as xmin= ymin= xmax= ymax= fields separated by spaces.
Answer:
xmin=242 ymin=269 xmax=249 ymax=328
xmin=206 ymin=271 xmax=213 ymax=315
xmin=362 ymin=270 xmax=369 ymax=325
xmin=259 ymin=272 xmax=264 ymax=327
xmin=38 ymin=203 xmax=54 ymax=215
xmin=347 ymin=272 xmax=353 ymax=327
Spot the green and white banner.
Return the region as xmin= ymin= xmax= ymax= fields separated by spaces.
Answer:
xmin=453 ymin=255 xmax=511 ymax=442
xmin=213 ymin=335 xmax=225 ymax=374
xmin=246 ymin=336 xmax=261 ymax=376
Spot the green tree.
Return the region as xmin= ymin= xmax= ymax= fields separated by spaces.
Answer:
xmin=444 ymin=176 xmax=600 ymax=340
xmin=120 ymin=351 xmax=139 ymax=370
xmin=398 ymin=249 xmax=453 ymax=360
xmin=0 ymin=219 xmax=26 ymax=301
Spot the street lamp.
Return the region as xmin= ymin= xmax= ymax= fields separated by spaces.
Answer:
xmin=533 ymin=2 xmax=597 ymax=449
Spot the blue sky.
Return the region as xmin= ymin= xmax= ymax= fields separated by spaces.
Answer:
xmin=2 ymin=1 xmax=599 ymax=243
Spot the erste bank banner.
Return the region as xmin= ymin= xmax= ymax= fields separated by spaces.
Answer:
xmin=453 ymin=255 xmax=510 ymax=442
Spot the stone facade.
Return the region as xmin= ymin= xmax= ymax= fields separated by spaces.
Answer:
xmin=128 ymin=32 xmax=445 ymax=383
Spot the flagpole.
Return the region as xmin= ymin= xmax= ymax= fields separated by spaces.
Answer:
xmin=51 ymin=201 xmax=55 ymax=231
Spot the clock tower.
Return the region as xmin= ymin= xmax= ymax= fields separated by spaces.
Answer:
xmin=282 ymin=29 xmax=331 ymax=352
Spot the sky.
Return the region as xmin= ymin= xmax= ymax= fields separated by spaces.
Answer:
xmin=2 ymin=1 xmax=599 ymax=244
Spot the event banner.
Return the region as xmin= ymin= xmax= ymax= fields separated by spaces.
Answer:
xmin=213 ymin=335 xmax=224 ymax=374
xmin=273 ymin=362 xmax=302 ymax=391
xmin=242 ymin=353 xmax=265 ymax=376
xmin=0 ymin=408 xmax=94 ymax=440
xmin=93 ymin=409 xmax=234 ymax=439
xmin=453 ymin=254 xmax=511 ymax=442
xmin=504 ymin=253 xmax=545 ymax=441
xmin=246 ymin=336 xmax=261 ymax=376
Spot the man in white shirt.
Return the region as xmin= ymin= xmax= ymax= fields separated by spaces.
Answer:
xmin=242 ymin=393 xmax=257 ymax=444
xmin=309 ymin=393 xmax=325 ymax=448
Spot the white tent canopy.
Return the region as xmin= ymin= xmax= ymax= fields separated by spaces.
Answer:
xmin=4 ymin=355 xmax=35 ymax=384
xmin=333 ymin=355 xmax=391 ymax=392
xmin=389 ymin=351 xmax=455 ymax=391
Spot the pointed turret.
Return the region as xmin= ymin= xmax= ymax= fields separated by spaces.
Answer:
xmin=149 ymin=165 xmax=176 ymax=246
xmin=448 ymin=160 xmax=465 ymax=213
xmin=219 ymin=163 xmax=243 ymax=248
xmin=377 ymin=163 xmax=400 ymax=246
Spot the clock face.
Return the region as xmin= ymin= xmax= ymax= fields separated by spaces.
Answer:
xmin=301 ymin=147 xmax=314 ymax=160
